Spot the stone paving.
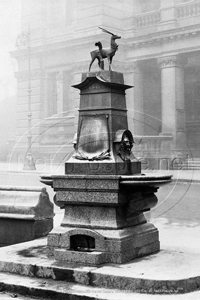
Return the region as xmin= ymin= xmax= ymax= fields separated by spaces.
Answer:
xmin=0 ymin=292 xmax=38 ymax=299
xmin=0 ymin=162 xmax=199 ymax=299
xmin=0 ymin=215 xmax=199 ymax=299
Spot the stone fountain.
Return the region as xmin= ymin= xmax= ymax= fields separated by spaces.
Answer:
xmin=41 ymin=69 xmax=172 ymax=265
xmin=0 ymin=30 xmax=196 ymax=300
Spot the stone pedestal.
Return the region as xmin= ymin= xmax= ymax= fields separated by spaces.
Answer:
xmin=158 ymin=55 xmax=186 ymax=152
xmin=41 ymin=71 xmax=172 ymax=265
xmin=65 ymin=70 xmax=141 ymax=175
xmin=124 ymin=62 xmax=144 ymax=136
xmin=47 ymin=174 xmax=160 ymax=264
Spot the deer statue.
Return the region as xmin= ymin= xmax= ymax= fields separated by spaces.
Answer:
xmin=89 ymin=27 xmax=121 ymax=71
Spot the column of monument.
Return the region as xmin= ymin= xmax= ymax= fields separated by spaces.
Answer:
xmin=125 ymin=62 xmax=144 ymax=136
xmin=158 ymin=55 xmax=186 ymax=155
xmin=72 ymin=65 xmax=85 ymax=134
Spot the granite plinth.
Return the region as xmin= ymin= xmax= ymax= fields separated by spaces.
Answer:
xmin=65 ymin=161 xmax=141 ymax=175
xmin=1 ymin=227 xmax=200 ymax=297
xmin=82 ymin=70 xmax=125 ymax=84
xmin=68 ymin=71 xmax=139 ymax=176
xmin=50 ymin=174 xmax=158 ymax=229
xmin=60 ymin=205 xmax=147 ymax=229
xmin=40 ymin=173 xmax=171 ymax=265
xmin=48 ymin=223 xmax=159 ymax=264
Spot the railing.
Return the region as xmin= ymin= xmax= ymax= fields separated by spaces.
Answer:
xmin=176 ymin=1 xmax=200 ymax=19
xmin=40 ymin=132 xmax=75 ymax=145
xmin=135 ymin=1 xmax=200 ymax=29
xmin=136 ymin=10 xmax=161 ymax=28
xmin=133 ymin=135 xmax=173 ymax=157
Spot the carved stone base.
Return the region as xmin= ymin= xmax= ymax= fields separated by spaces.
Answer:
xmin=65 ymin=161 xmax=141 ymax=175
xmin=47 ymin=223 xmax=159 ymax=265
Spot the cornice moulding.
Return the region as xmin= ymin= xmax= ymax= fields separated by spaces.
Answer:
xmin=128 ymin=25 xmax=200 ymax=48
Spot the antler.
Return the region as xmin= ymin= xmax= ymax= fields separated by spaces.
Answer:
xmin=98 ymin=27 xmax=114 ymax=36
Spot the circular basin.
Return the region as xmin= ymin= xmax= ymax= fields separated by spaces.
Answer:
xmin=120 ymin=174 xmax=172 ymax=187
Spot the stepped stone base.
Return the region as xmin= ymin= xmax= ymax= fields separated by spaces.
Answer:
xmin=0 ymin=236 xmax=199 ymax=297
xmin=47 ymin=223 xmax=159 ymax=264
xmin=43 ymin=173 xmax=162 ymax=265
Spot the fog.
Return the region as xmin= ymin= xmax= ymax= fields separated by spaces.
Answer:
xmin=0 ymin=0 xmax=198 ymax=247
xmin=0 ymin=0 xmax=21 ymax=98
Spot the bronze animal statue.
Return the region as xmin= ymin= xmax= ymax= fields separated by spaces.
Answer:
xmin=89 ymin=27 xmax=121 ymax=71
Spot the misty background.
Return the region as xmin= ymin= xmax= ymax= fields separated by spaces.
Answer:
xmin=0 ymin=0 xmax=21 ymax=159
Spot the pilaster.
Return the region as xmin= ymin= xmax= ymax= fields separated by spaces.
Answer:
xmin=56 ymin=73 xmax=63 ymax=115
xmin=72 ymin=63 xmax=89 ymax=133
xmin=124 ymin=62 xmax=144 ymax=136
xmin=158 ymin=55 xmax=187 ymax=154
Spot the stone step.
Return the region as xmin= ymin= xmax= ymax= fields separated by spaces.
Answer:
xmin=1 ymin=272 xmax=200 ymax=300
xmin=174 ymin=159 xmax=200 ymax=170
xmin=185 ymin=161 xmax=200 ymax=164
xmin=182 ymin=167 xmax=200 ymax=170
xmin=0 ymin=271 xmax=126 ymax=300
xmin=183 ymin=164 xmax=200 ymax=167
xmin=1 ymin=237 xmax=200 ymax=298
xmin=184 ymin=158 xmax=200 ymax=162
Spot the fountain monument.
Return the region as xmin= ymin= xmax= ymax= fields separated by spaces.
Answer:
xmin=41 ymin=28 xmax=172 ymax=265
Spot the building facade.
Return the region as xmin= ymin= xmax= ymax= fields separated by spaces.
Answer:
xmin=11 ymin=0 xmax=200 ymax=168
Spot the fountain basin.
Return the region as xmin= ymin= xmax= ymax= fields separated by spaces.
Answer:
xmin=41 ymin=173 xmax=172 ymax=188
xmin=41 ymin=172 xmax=172 ymax=265
xmin=40 ymin=173 xmax=172 ymax=217
xmin=120 ymin=174 xmax=172 ymax=186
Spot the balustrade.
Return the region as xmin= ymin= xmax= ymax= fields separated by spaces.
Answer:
xmin=135 ymin=1 xmax=200 ymax=29
xmin=39 ymin=116 xmax=74 ymax=145
xmin=134 ymin=135 xmax=173 ymax=157
xmin=176 ymin=1 xmax=200 ymax=18
xmin=40 ymin=132 xmax=74 ymax=145
xmin=136 ymin=11 xmax=161 ymax=28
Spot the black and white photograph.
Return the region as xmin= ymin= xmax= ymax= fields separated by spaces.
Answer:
xmin=0 ymin=0 xmax=200 ymax=299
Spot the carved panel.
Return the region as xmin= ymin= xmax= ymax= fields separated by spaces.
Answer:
xmin=74 ymin=114 xmax=110 ymax=161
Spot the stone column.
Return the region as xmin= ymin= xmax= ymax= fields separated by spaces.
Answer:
xmin=57 ymin=72 xmax=63 ymax=116
xmin=72 ymin=63 xmax=88 ymax=133
xmin=158 ymin=55 xmax=186 ymax=153
xmin=124 ymin=62 xmax=144 ymax=136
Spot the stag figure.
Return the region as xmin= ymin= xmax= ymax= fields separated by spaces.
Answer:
xmin=89 ymin=27 xmax=121 ymax=71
